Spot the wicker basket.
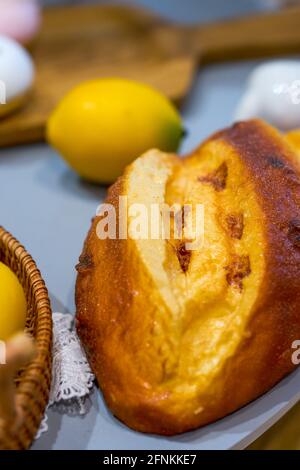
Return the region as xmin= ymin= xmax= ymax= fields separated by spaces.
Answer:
xmin=0 ymin=227 xmax=52 ymax=450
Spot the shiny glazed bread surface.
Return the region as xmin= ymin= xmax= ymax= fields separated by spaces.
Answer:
xmin=76 ymin=120 xmax=300 ymax=435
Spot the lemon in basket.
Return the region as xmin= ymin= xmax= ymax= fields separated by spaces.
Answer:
xmin=0 ymin=262 xmax=27 ymax=341
xmin=47 ymin=78 xmax=184 ymax=183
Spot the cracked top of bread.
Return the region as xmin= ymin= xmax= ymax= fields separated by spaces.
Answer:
xmin=76 ymin=119 xmax=300 ymax=435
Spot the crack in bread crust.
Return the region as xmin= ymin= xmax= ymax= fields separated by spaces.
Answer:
xmin=175 ymin=241 xmax=191 ymax=273
xmin=288 ymin=219 xmax=300 ymax=249
xmin=198 ymin=161 xmax=228 ymax=191
xmin=225 ymin=213 xmax=244 ymax=239
xmin=76 ymin=253 xmax=94 ymax=272
xmin=225 ymin=255 xmax=251 ymax=290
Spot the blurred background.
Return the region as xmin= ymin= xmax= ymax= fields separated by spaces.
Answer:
xmin=39 ymin=0 xmax=298 ymax=22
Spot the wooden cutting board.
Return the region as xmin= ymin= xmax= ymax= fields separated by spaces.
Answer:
xmin=2 ymin=3 xmax=300 ymax=147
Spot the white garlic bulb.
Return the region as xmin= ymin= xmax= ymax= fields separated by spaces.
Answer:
xmin=0 ymin=35 xmax=34 ymax=118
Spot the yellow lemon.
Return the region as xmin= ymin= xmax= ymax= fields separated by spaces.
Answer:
xmin=47 ymin=78 xmax=184 ymax=183
xmin=0 ymin=262 xmax=27 ymax=341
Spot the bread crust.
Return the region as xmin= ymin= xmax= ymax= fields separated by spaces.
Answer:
xmin=76 ymin=120 xmax=300 ymax=435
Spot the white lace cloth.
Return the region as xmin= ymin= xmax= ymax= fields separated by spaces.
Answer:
xmin=35 ymin=312 xmax=95 ymax=439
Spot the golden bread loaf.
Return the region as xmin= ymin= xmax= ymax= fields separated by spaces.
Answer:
xmin=76 ymin=120 xmax=300 ymax=435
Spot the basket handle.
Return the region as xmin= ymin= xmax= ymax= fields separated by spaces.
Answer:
xmin=0 ymin=334 xmax=35 ymax=425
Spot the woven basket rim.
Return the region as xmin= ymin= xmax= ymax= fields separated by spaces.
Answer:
xmin=0 ymin=226 xmax=52 ymax=450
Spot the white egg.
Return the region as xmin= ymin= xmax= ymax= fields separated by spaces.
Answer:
xmin=0 ymin=35 xmax=34 ymax=117
xmin=234 ymin=61 xmax=300 ymax=130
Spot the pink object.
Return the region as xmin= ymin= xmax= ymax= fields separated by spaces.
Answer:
xmin=0 ymin=0 xmax=41 ymax=45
